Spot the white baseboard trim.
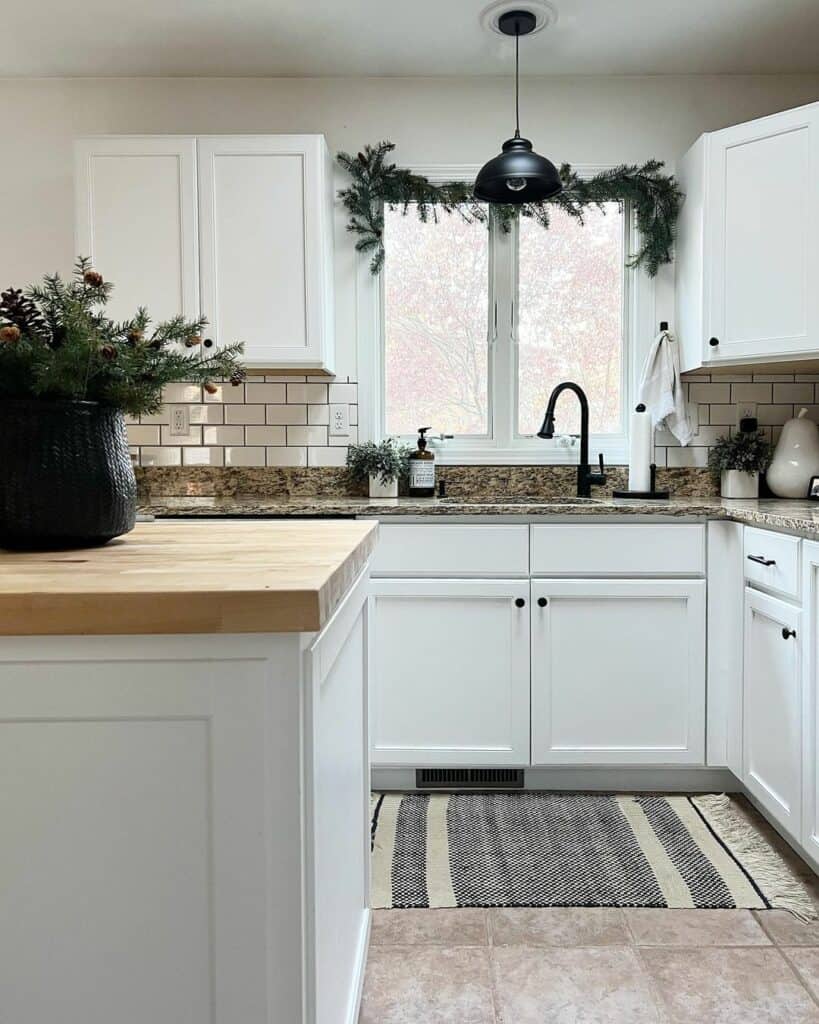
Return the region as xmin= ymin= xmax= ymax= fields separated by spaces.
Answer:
xmin=371 ymin=766 xmax=741 ymax=793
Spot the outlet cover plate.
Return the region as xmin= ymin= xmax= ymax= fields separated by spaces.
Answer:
xmin=329 ymin=403 xmax=350 ymax=437
xmin=169 ymin=405 xmax=190 ymax=436
xmin=736 ymin=401 xmax=757 ymax=427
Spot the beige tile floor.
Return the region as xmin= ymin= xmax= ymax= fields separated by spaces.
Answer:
xmin=359 ymin=799 xmax=819 ymax=1023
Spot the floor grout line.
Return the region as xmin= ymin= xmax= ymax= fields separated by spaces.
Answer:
xmin=777 ymin=946 xmax=819 ymax=1011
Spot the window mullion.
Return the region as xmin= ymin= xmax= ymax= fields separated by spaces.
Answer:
xmin=490 ymin=211 xmax=516 ymax=448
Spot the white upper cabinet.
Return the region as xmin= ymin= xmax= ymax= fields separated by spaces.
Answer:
xmin=676 ymin=102 xmax=819 ymax=370
xmin=197 ymin=136 xmax=335 ymax=371
xmin=75 ymin=135 xmax=335 ymax=372
xmin=75 ymin=137 xmax=200 ymax=325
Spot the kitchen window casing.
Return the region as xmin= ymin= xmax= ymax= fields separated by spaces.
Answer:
xmin=356 ymin=165 xmax=658 ymax=465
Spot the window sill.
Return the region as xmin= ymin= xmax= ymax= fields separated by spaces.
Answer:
xmin=428 ymin=439 xmax=628 ymax=466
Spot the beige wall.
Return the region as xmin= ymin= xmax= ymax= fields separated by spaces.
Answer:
xmin=1 ymin=74 xmax=818 ymax=378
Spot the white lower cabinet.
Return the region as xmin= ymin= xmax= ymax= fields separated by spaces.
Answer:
xmin=530 ymin=579 xmax=706 ymax=765
xmin=369 ymin=579 xmax=531 ymax=766
xmin=801 ymin=542 xmax=819 ymax=863
xmin=743 ymin=586 xmax=802 ymax=839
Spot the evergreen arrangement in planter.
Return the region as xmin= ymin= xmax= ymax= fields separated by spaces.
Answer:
xmin=0 ymin=259 xmax=244 ymax=548
xmin=346 ymin=439 xmax=412 ymax=498
xmin=707 ymin=429 xmax=772 ymax=499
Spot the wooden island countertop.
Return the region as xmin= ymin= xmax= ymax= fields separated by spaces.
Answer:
xmin=0 ymin=519 xmax=378 ymax=635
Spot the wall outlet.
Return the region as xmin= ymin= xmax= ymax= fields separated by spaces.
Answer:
xmin=169 ymin=405 xmax=190 ymax=436
xmin=736 ymin=401 xmax=758 ymax=428
xmin=329 ymin=403 xmax=350 ymax=437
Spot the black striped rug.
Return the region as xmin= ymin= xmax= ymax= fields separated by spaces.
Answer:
xmin=371 ymin=792 xmax=814 ymax=918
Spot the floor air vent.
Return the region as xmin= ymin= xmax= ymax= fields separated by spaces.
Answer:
xmin=415 ymin=768 xmax=524 ymax=790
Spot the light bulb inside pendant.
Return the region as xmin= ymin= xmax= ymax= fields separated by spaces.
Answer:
xmin=474 ymin=9 xmax=562 ymax=205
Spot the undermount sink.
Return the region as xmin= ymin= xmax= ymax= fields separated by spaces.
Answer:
xmin=438 ymin=495 xmax=603 ymax=505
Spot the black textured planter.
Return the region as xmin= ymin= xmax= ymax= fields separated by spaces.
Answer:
xmin=0 ymin=399 xmax=137 ymax=549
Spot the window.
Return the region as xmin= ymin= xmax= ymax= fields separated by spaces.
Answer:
xmin=374 ymin=174 xmax=641 ymax=463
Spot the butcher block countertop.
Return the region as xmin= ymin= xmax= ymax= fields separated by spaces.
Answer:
xmin=0 ymin=519 xmax=378 ymax=636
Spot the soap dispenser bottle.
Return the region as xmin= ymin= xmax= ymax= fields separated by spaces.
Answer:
xmin=408 ymin=427 xmax=435 ymax=498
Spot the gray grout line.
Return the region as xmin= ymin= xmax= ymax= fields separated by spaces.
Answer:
xmin=773 ymin=946 xmax=819 ymax=1011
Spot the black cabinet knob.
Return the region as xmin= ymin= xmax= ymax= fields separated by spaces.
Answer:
xmin=515 ymin=598 xmax=526 ymax=608
xmin=709 ymin=337 xmax=719 ymax=347
xmin=537 ymin=597 xmax=548 ymax=607
xmin=782 ymin=627 xmax=797 ymax=640
xmin=203 ymin=338 xmax=214 ymax=348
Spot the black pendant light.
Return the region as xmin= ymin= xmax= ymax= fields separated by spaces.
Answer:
xmin=474 ymin=9 xmax=562 ymax=204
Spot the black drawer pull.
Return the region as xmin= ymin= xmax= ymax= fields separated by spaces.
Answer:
xmin=782 ymin=628 xmax=797 ymax=640
xmin=537 ymin=597 xmax=548 ymax=608
xmin=747 ymin=554 xmax=776 ymax=567
xmin=709 ymin=337 xmax=719 ymax=347
xmin=515 ymin=598 xmax=526 ymax=608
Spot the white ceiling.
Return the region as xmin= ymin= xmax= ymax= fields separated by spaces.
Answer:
xmin=4 ymin=0 xmax=819 ymax=77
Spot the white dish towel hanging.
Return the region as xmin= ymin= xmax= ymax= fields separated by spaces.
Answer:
xmin=639 ymin=327 xmax=693 ymax=446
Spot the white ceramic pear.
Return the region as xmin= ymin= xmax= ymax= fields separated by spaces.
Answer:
xmin=766 ymin=408 xmax=819 ymax=498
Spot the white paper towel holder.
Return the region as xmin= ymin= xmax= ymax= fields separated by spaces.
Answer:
xmin=613 ymin=362 xmax=670 ymax=499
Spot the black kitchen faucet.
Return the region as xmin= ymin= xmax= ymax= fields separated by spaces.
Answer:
xmin=537 ymin=382 xmax=607 ymax=498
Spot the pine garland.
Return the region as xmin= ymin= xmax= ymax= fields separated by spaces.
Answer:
xmin=337 ymin=141 xmax=683 ymax=277
xmin=0 ymin=258 xmax=245 ymax=416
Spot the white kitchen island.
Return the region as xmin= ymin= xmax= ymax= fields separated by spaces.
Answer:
xmin=0 ymin=520 xmax=377 ymax=1024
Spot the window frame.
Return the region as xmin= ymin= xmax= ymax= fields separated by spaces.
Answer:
xmin=356 ymin=163 xmax=657 ymax=464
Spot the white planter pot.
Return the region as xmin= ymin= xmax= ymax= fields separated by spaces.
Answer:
xmin=721 ymin=470 xmax=759 ymax=499
xmin=368 ymin=475 xmax=398 ymax=499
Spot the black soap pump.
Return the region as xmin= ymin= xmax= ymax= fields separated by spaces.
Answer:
xmin=408 ymin=427 xmax=435 ymax=498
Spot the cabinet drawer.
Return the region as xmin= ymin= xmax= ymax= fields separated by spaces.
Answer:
xmin=743 ymin=527 xmax=800 ymax=599
xmin=530 ymin=524 xmax=705 ymax=576
xmin=369 ymin=524 xmax=529 ymax=577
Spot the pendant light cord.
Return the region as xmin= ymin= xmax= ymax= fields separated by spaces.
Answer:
xmin=514 ymin=28 xmax=521 ymax=138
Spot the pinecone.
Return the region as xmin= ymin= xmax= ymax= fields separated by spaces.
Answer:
xmin=101 ymin=344 xmax=117 ymax=360
xmin=0 ymin=324 xmax=21 ymax=343
xmin=83 ymin=270 xmax=104 ymax=287
xmin=203 ymin=382 xmax=218 ymax=395
xmin=126 ymin=329 xmax=143 ymax=346
xmin=184 ymin=334 xmax=202 ymax=348
xmin=229 ymin=370 xmax=245 ymax=387
xmin=0 ymin=287 xmax=46 ymax=339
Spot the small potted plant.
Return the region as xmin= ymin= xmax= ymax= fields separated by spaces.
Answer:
xmin=708 ymin=429 xmax=772 ymax=499
xmin=346 ymin=438 xmax=411 ymax=498
xmin=0 ymin=258 xmax=244 ymax=548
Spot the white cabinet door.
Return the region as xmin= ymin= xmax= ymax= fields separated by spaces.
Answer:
xmin=744 ymin=587 xmax=802 ymax=839
xmin=705 ymin=103 xmax=819 ymax=363
xmin=197 ymin=135 xmax=335 ymax=371
xmin=75 ymin=137 xmax=199 ymax=325
xmin=531 ymin=580 xmax=706 ymax=766
xmin=370 ymin=579 xmax=530 ymax=766
xmin=801 ymin=542 xmax=819 ymax=865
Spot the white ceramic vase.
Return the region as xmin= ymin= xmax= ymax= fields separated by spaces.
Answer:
xmin=368 ymin=475 xmax=398 ymax=498
xmin=720 ymin=470 xmax=759 ymax=499
xmin=766 ymin=408 xmax=819 ymax=498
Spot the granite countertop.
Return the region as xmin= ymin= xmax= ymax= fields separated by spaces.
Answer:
xmin=138 ymin=495 xmax=819 ymax=539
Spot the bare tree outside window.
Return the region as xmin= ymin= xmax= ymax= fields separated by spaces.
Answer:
xmin=517 ymin=204 xmax=624 ymax=437
xmin=383 ymin=207 xmax=489 ymax=436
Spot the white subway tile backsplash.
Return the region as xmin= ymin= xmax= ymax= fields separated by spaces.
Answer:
xmin=731 ymin=382 xmax=772 ymax=403
xmin=266 ymin=404 xmax=307 ymax=425
xmin=773 ymin=382 xmax=814 ymax=403
xmin=287 ymin=424 xmax=328 ymax=446
xmin=328 ymin=382 xmax=357 ymax=404
xmin=688 ymin=382 xmax=731 ymax=404
xmin=245 ymin=425 xmax=287 ymax=446
xmin=140 ymin=447 xmax=182 ymax=466
xmin=307 ymin=404 xmax=330 ymax=425
xmin=707 ymin=404 xmax=738 ymax=426
xmin=163 ymin=383 xmax=202 ymax=403
xmin=204 ymin=382 xmax=245 ymax=404
xmin=756 ymin=404 xmax=795 ymax=425
xmin=287 ymin=382 xmax=328 ymax=404
xmin=182 ymin=446 xmax=225 ymax=466
xmin=189 ymin=404 xmax=224 ymax=425
xmin=245 ymin=382 xmax=287 ymax=404
xmin=127 ymin=425 xmax=161 ymax=445
xmin=224 ymin=404 xmax=266 ymax=425
xmin=202 ymin=425 xmax=245 ymax=445
xmin=224 ymin=446 xmax=266 ymax=467
xmin=666 ymin=446 xmax=709 ymax=468
xmin=265 ymin=446 xmax=308 ymax=467
xmin=308 ymin=446 xmax=347 ymax=467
